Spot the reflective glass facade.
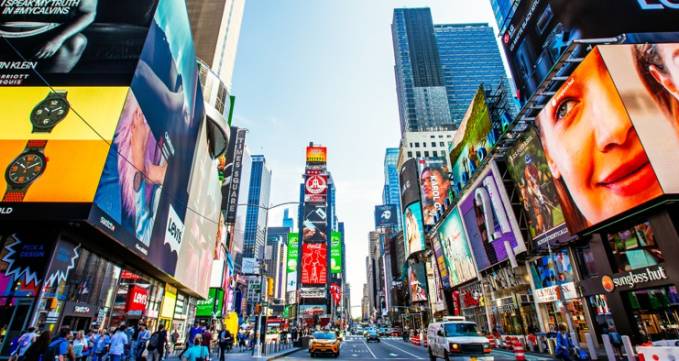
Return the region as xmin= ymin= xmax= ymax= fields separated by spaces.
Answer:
xmin=243 ymin=155 xmax=272 ymax=260
xmin=383 ymin=148 xmax=402 ymax=230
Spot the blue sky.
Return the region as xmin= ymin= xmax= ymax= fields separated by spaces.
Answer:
xmin=231 ymin=0 xmax=501 ymax=311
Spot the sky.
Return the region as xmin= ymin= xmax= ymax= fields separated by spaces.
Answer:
xmin=231 ymin=0 xmax=501 ymax=314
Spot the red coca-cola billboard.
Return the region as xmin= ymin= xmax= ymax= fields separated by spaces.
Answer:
xmin=301 ymin=243 xmax=327 ymax=285
xmin=126 ymin=285 xmax=148 ymax=316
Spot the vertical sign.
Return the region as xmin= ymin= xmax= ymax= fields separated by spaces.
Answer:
xmin=286 ymin=232 xmax=299 ymax=292
xmin=224 ymin=128 xmax=247 ymax=222
xmin=330 ymin=231 xmax=342 ymax=274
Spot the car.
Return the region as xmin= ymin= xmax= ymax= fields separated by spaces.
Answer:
xmin=427 ymin=316 xmax=492 ymax=361
xmin=365 ymin=329 xmax=380 ymax=343
xmin=309 ymin=331 xmax=340 ymax=358
xmin=378 ymin=327 xmax=388 ymax=336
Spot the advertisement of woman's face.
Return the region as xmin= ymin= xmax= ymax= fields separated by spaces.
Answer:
xmin=536 ymin=47 xmax=664 ymax=233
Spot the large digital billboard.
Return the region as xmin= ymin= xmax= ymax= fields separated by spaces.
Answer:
xmin=302 ymin=203 xmax=327 ymax=242
xmin=399 ymin=158 xmax=420 ymax=210
xmin=330 ymin=231 xmax=342 ymax=274
xmin=408 ymin=262 xmax=427 ymax=303
xmin=502 ymin=0 xmax=679 ymax=104
xmin=506 ymin=127 xmax=571 ymax=248
xmin=304 ymin=174 xmax=327 ymax=203
xmin=0 ymin=87 xmax=128 ymax=213
xmin=534 ymin=45 xmax=678 ymax=234
xmin=0 ymin=0 xmax=159 ymax=86
xmin=449 ymin=87 xmax=497 ymax=197
xmin=374 ymin=204 xmax=398 ymax=228
xmin=459 ymin=161 xmax=525 ymax=271
xmin=287 ymin=233 xmax=299 ymax=273
xmin=305 ymin=146 xmax=327 ymax=166
xmin=403 ymin=201 xmax=425 ymax=258
xmin=301 ymin=242 xmax=327 ymax=286
xmin=436 ymin=207 xmax=477 ymax=287
xmin=418 ymin=159 xmax=452 ymax=225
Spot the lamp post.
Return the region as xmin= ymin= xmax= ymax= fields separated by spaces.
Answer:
xmin=237 ymin=201 xmax=299 ymax=357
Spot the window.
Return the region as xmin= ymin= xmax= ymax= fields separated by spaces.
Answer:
xmin=409 ymin=143 xmax=413 ymax=147
xmin=407 ymin=151 xmax=413 ymax=158
xmin=431 ymin=151 xmax=437 ymax=157
xmin=414 ymin=142 xmax=420 ymax=148
xmin=423 ymin=142 xmax=427 ymax=148
xmin=430 ymin=135 xmax=435 ymax=139
xmin=424 ymin=151 xmax=430 ymax=157
xmin=415 ymin=151 xmax=421 ymax=157
xmin=438 ymin=135 xmax=443 ymax=138
xmin=440 ymin=142 xmax=445 ymax=147
xmin=431 ymin=142 xmax=436 ymax=147
xmin=574 ymin=244 xmax=598 ymax=278
xmin=607 ymin=221 xmax=663 ymax=273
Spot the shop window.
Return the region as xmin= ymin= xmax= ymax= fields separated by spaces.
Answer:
xmin=607 ymin=221 xmax=663 ymax=273
xmin=624 ymin=286 xmax=679 ymax=341
xmin=574 ymin=244 xmax=598 ymax=278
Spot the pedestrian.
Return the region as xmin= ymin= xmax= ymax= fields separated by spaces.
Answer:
xmin=10 ymin=327 xmax=37 ymax=361
xmin=217 ymin=329 xmax=231 ymax=361
xmin=21 ymin=330 xmax=51 ymax=361
xmin=181 ymin=335 xmax=208 ymax=361
xmin=555 ymin=324 xmax=574 ymax=361
xmin=135 ymin=324 xmax=150 ymax=361
xmin=170 ymin=328 xmax=180 ymax=356
xmin=187 ymin=323 xmax=202 ymax=347
xmin=109 ymin=326 xmax=129 ymax=361
xmin=92 ymin=329 xmax=110 ymax=361
xmin=73 ymin=331 xmax=88 ymax=361
xmin=45 ymin=327 xmax=74 ymax=361
xmin=237 ymin=331 xmax=246 ymax=352
xmin=147 ymin=324 xmax=167 ymax=361
xmin=200 ymin=327 xmax=211 ymax=359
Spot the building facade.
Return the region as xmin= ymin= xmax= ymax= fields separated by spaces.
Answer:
xmin=242 ymin=155 xmax=272 ymax=261
xmin=266 ymin=227 xmax=290 ymax=303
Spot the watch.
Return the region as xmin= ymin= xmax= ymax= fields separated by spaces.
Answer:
xmin=3 ymin=140 xmax=48 ymax=202
xmin=30 ymin=91 xmax=69 ymax=133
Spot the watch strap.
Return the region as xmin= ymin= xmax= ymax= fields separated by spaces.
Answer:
xmin=47 ymin=90 xmax=68 ymax=99
xmin=27 ymin=139 xmax=48 ymax=150
xmin=2 ymin=191 xmax=25 ymax=202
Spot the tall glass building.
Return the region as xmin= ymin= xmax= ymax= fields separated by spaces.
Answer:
xmin=242 ymin=154 xmax=272 ymax=260
xmin=435 ymin=23 xmax=512 ymax=126
xmin=382 ymin=148 xmax=402 ymax=230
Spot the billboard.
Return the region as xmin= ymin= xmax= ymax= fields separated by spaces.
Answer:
xmin=408 ymin=262 xmax=427 ymax=303
xmin=286 ymin=233 xmax=299 ymax=273
xmin=436 ymin=207 xmax=477 ymax=287
xmin=330 ymin=231 xmax=342 ymax=274
xmin=88 ymin=0 xmax=209 ymax=295
xmin=534 ymin=45 xmax=677 ymax=234
xmin=431 ymin=236 xmax=451 ymax=289
xmin=304 ymin=174 xmax=327 ymax=203
xmin=222 ymin=128 xmax=247 ymax=222
xmin=301 ymin=242 xmax=327 ymax=285
xmin=506 ymin=127 xmax=571 ymax=248
xmin=302 ymin=203 xmax=327 ymax=242
xmin=0 ymin=0 xmax=159 ymax=86
xmin=305 ymin=146 xmax=327 ymax=165
xmin=0 ymin=87 xmax=128 ymax=211
xmin=459 ymin=161 xmax=526 ymax=271
xmin=299 ymin=304 xmax=326 ymax=316
xmin=418 ymin=159 xmax=452 ymax=225
xmin=449 ymin=87 xmax=497 ymax=197
xmin=399 ymin=158 xmax=420 ymax=210
xmin=402 ymin=201 xmax=425 ymax=258
xmin=502 ymin=0 xmax=679 ymax=104
xmin=374 ymin=204 xmax=398 ymax=228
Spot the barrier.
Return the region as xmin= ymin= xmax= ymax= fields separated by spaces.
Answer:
xmin=512 ymin=339 xmax=526 ymax=361
xmin=637 ymin=345 xmax=679 ymax=360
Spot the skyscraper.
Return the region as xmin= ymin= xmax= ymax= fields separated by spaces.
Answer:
xmin=266 ymin=227 xmax=290 ymax=302
xmin=231 ymin=146 xmax=252 ymax=273
xmin=392 ymin=8 xmax=453 ymax=134
xmin=435 ymin=23 xmax=511 ymax=126
xmin=383 ymin=148 xmax=402 ymax=230
xmin=242 ymin=155 xmax=272 ymax=260
xmin=282 ymin=209 xmax=294 ymax=230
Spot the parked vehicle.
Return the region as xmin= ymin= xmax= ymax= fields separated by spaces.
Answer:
xmin=427 ymin=316 xmax=492 ymax=361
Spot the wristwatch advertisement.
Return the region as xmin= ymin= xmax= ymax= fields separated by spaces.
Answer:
xmin=30 ymin=91 xmax=70 ymax=133
xmin=3 ymin=140 xmax=48 ymax=202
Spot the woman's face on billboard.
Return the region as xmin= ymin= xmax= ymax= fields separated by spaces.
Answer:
xmin=652 ymin=43 xmax=679 ymax=102
xmin=537 ymin=49 xmax=662 ymax=226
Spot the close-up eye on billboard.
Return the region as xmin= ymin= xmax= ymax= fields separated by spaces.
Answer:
xmin=502 ymin=0 xmax=679 ymax=104
xmin=0 ymin=0 xmax=159 ymax=86
xmin=0 ymin=86 xmax=128 ymax=211
xmin=449 ymin=87 xmax=497 ymax=197
xmin=436 ymin=207 xmax=477 ymax=287
xmin=418 ymin=159 xmax=452 ymax=226
xmin=459 ymin=161 xmax=525 ymax=271
xmin=534 ymin=45 xmax=676 ymax=234
xmin=403 ymin=201 xmax=425 ymax=258
xmin=301 ymin=242 xmax=327 ymax=286
xmin=506 ymin=127 xmax=571 ymax=248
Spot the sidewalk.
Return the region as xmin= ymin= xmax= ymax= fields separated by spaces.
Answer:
xmin=165 ymin=345 xmax=300 ymax=361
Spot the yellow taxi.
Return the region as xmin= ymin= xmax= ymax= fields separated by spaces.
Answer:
xmin=309 ymin=331 xmax=340 ymax=358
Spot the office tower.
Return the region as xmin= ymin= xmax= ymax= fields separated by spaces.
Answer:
xmin=266 ymin=227 xmax=290 ymax=302
xmin=242 ymin=155 xmax=272 ymax=260
xmin=282 ymin=209 xmax=294 ymax=229
xmin=383 ymin=148 xmax=403 ymax=230
xmin=231 ymin=146 xmax=252 ymax=273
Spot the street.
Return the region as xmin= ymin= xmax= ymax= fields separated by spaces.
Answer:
xmin=276 ymin=336 xmax=556 ymax=360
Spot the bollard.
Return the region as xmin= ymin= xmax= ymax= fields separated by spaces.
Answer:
xmin=602 ymin=334 xmax=617 ymax=361
xmin=512 ymin=339 xmax=527 ymax=361
xmin=585 ymin=332 xmax=598 ymax=360
xmin=621 ymin=335 xmax=636 ymax=361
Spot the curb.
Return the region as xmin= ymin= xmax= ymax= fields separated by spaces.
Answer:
xmin=265 ymin=347 xmax=302 ymax=360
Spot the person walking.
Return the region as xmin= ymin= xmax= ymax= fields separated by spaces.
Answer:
xmin=72 ymin=331 xmax=88 ymax=361
xmin=180 ymin=335 xmax=208 ymax=361
xmin=217 ymin=329 xmax=231 ymax=361
xmin=147 ymin=324 xmax=167 ymax=361
xmin=46 ymin=327 xmax=74 ymax=361
xmin=21 ymin=330 xmax=51 ymax=361
xmin=169 ymin=328 xmax=180 ymax=356
xmin=555 ymin=324 xmax=574 ymax=361
xmin=92 ymin=329 xmax=110 ymax=361
xmin=10 ymin=327 xmax=37 ymax=361
xmin=134 ymin=324 xmax=150 ymax=361
xmin=200 ymin=328 xmax=211 ymax=360
xmin=109 ymin=326 xmax=129 ymax=361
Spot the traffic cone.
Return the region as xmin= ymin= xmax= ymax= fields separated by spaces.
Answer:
xmin=513 ymin=339 xmax=526 ymax=361
xmin=487 ymin=334 xmax=496 ymax=349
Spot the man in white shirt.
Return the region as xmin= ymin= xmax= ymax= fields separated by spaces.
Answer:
xmin=110 ymin=326 xmax=129 ymax=361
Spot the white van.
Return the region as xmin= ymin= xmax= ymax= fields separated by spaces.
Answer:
xmin=427 ymin=317 xmax=492 ymax=360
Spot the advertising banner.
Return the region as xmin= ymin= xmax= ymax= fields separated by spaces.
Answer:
xmin=399 ymin=158 xmax=420 ymax=210
xmin=534 ymin=45 xmax=676 ymax=234
xmin=223 ymin=128 xmax=247 ymax=222
xmin=301 ymin=242 xmax=327 ymax=285
xmin=330 ymin=231 xmax=342 ymax=274
xmin=0 ymin=231 xmax=56 ymax=297
xmin=506 ymin=127 xmax=571 ymax=248
xmin=459 ymin=161 xmax=525 ymax=271
xmin=299 ymin=287 xmax=326 ymax=299
xmin=304 ymin=174 xmax=327 ymax=203
xmin=374 ymin=204 xmax=398 ymax=228
xmin=0 ymin=87 xmax=128 ymax=216
xmin=427 ymin=255 xmax=447 ymax=313
xmin=449 ymin=87 xmax=497 ymax=197
xmin=403 ymin=201 xmax=425 ymax=258
xmin=302 ymin=203 xmax=327 ymax=242
xmin=0 ymin=0 xmax=159 ymax=86
xmin=529 ymin=249 xmax=578 ymax=303
xmin=126 ymin=285 xmax=148 ymax=316
xmin=418 ymin=159 xmax=452 ymax=225
xmin=502 ymin=0 xmax=679 ymax=104
xmin=286 ymin=273 xmax=297 ymax=294
xmin=408 ymin=262 xmax=427 ymax=303
xmin=195 ymin=287 xmax=216 ymax=317
xmin=299 ymin=304 xmax=326 ymax=316
xmin=160 ymin=284 xmax=177 ymax=318
xmin=305 ymin=146 xmax=327 ymax=166
xmin=436 ymin=207 xmax=477 ymax=287
xmin=431 ymin=236 xmax=451 ymax=289
xmin=286 ymin=233 xmax=299 ymax=273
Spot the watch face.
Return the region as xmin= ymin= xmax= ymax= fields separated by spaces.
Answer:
xmin=5 ymin=151 xmax=46 ymax=187
xmin=30 ymin=94 xmax=69 ymax=129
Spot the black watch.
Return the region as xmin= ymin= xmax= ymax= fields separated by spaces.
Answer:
xmin=30 ymin=91 xmax=70 ymax=133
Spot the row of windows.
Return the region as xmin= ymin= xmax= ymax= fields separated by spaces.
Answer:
xmin=409 ymin=140 xmax=452 ymax=148
xmin=407 ymin=150 xmax=447 ymax=158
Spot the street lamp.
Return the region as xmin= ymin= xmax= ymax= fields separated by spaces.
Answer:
xmin=237 ymin=201 xmax=299 ymax=357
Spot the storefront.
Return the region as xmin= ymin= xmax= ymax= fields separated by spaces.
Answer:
xmin=110 ymin=269 xmax=164 ymax=330
xmin=485 ymin=266 xmax=539 ymax=336
xmin=458 ymin=281 xmax=489 ymax=332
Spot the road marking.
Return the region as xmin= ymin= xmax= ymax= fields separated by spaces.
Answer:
xmin=381 ymin=340 xmax=425 ymax=359
xmin=389 ymin=352 xmax=398 ymax=357
xmin=361 ymin=339 xmax=378 ymax=359
xmin=352 ymin=354 xmax=358 ymax=357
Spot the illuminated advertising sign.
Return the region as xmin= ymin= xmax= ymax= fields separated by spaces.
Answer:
xmin=402 ymin=201 xmax=425 ymax=258
xmin=399 ymin=158 xmax=420 ymax=210
xmin=299 ymin=304 xmax=326 ymax=316
xmin=160 ymin=284 xmax=177 ymax=318
xmin=196 ymin=287 xmax=217 ymax=317
xmin=374 ymin=204 xmax=398 ymax=228
xmin=0 ymin=0 xmax=159 ymax=86
xmin=299 ymin=287 xmax=326 ymax=299
xmin=431 ymin=236 xmax=451 ymax=289
xmin=459 ymin=161 xmax=525 ymax=271
xmin=436 ymin=207 xmax=477 ymax=287
xmin=418 ymin=159 xmax=452 ymax=225
xmin=534 ymin=45 xmax=679 ymax=234
xmin=330 ymin=231 xmax=342 ymax=274
xmin=223 ymin=128 xmax=247 ymax=222
xmin=502 ymin=0 xmax=679 ymax=104
xmin=304 ymin=174 xmax=327 ymax=203
xmin=302 ymin=203 xmax=327 ymax=242
xmin=0 ymin=232 xmax=54 ymax=298
xmin=408 ymin=262 xmax=427 ymax=303
xmin=286 ymin=233 xmax=299 ymax=273
xmin=0 ymin=87 xmax=128 ymax=218
xmin=506 ymin=127 xmax=571 ymax=248
xmin=301 ymin=242 xmax=327 ymax=285
xmin=305 ymin=146 xmax=327 ymax=165
xmin=126 ymin=285 xmax=148 ymax=316
xmin=449 ymin=87 xmax=496 ymax=197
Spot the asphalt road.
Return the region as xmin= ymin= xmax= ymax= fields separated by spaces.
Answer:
xmin=277 ymin=335 xmax=556 ymax=360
